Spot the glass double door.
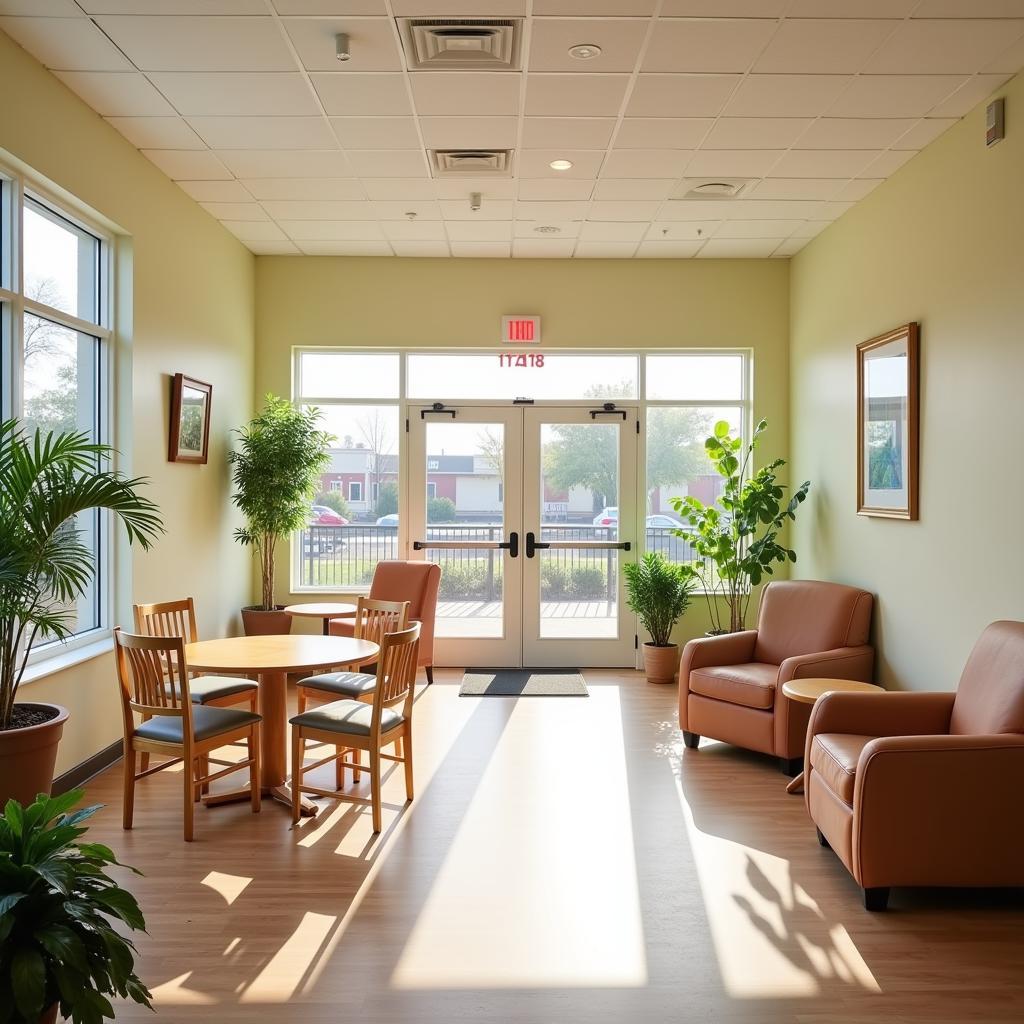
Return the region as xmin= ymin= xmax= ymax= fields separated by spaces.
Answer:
xmin=408 ymin=405 xmax=637 ymax=668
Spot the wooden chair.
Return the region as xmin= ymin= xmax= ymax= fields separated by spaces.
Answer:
xmin=290 ymin=623 xmax=420 ymax=833
xmin=115 ymin=628 xmax=262 ymax=842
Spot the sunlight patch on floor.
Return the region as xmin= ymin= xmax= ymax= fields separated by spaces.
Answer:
xmin=200 ymin=870 xmax=252 ymax=906
xmin=241 ymin=912 xmax=337 ymax=1004
xmin=671 ymin=753 xmax=880 ymax=999
xmin=390 ymin=686 xmax=647 ymax=989
xmin=150 ymin=972 xmax=217 ymax=1006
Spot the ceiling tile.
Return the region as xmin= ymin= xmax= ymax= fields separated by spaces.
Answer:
xmin=331 ymin=117 xmax=421 ymax=149
xmin=512 ymin=239 xmax=578 ymax=258
xmin=725 ymin=75 xmax=852 ymax=116
xmin=770 ymin=238 xmax=806 ymax=257
xmin=242 ymin=177 xmax=365 ymax=199
xmin=635 ymin=240 xmax=705 ymax=258
xmin=54 ymin=71 xmax=176 ymax=115
xmin=271 ymin=0 xmax=387 ymax=10
xmin=411 ymin=73 xmax=521 ymax=116
xmin=791 ymin=220 xmax=832 ymax=238
xmin=715 ymin=218 xmax=802 ymax=238
xmin=449 ymin=242 xmax=511 ymax=257
xmin=374 ymin=200 xmax=443 ymax=219
xmin=147 ymin=73 xmax=319 ymax=116
xmin=178 ymin=180 xmax=254 ymax=202
xmin=439 ymin=200 xmax=515 ymax=220
xmin=106 ymin=116 xmax=206 ymax=150
xmin=517 ymin=179 xmax=596 ymax=200
xmin=311 ymin=73 xmax=412 ymax=116
xmin=579 ymin=221 xmax=648 ymax=241
xmin=523 ymin=118 xmax=617 ymax=149
xmin=704 ymin=117 xmax=812 ymax=149
xmin=768 ymin=149 xmax=881 ymax=177
xmin=529 ymin=18 xmax=648 ymax=73
xmin=533 ymin=0 xmax=657 ymax=14
xmin=513 ymin=221 xmax=582 ymax=238
xmin=432 ymin=177 xmax=516 ymax=198
xmin=0 ymin=1 xmax=83 ymax=12
xmin=794 ymin=117 xmax=916 ymax=149
xmin=753 ymin=19 xmax=897 ymax=74
xmin=526 ymin=75 xmax=630 ymax=117
xmin=392 ymin=0 xmax=527 ymax=12
xmin=419 ymin=117 xmax=517 ymax=149
xmin=727 ymin=199 xmax=833 ymax=218
xmin=199 ymin=201 xmax=268 ymax=221
xmin=891 ymin=117 xmax=957 ymax=149
xmin=0 ymin=16 xmax=132 ymax=71
xmin=834 ymin=178 xmax=883 ymax=201
xmin=615 ymin=118 xmax=712 ymax=149
xmin=574 ymin=241 xmax=639 ymax=257
xmin=786 ymin=0 xmax=916 ymax=13
xmin=283 ymin=17 xmax=402 ymax=72
xmin=600 ymin=149 xmax=691 ymax=178
xmin=361 ymin=178 xmax=437 ymax=200
xmin=807 ymin=199 xmax=855 ymax=218
xmin=588 ymin=201 xmax=662 ymax=221
xmin=643 ymin=18 xmax=778 ymax=73
xmin=445 ymin=221 xmax=514 ymax=242
xmin=748 ymin=177 xmax=844 ymax=200
xmin=647 ymin=220 xmax=719 ymax=239
xmin=390 ymin=241 xmax=451 ymax=257
xmin=627 ymin=74 xmax=739 ymax=117
xmin=141 ymin=148 xmax=232 ymax=180
xmin=857 ymin=150 xmax=917 ymax=177
xmin=986 ymin=33 xmax=1024 ymax=73
xmin=928 ymin=74 xmax=1012 ymax=116
xmin=282 ymin=220 xmax=386 ymax=240
xmin=298 ymin=241 xmax=392 ymax=255
xmin=261 ymin=200 xmax=378 ymax=220
xmin=186 ymin=116 xmax=337 ymax=150
xmin=247 ymin=240 xmax=302 ymax=255
xmin=81 ymin=1 xmax=265 ymax=10
xmin=216 ymin=149 xmax=354 ymax=177
xmin=684 ymin=149 xmax=784 ymax=176
xmin=514 ymin=201 xmax=590 ymax=219
xmin=591 ymin=178 xmax=673 ymax=200
xmin=912 ymin=0 xmax=1024 ymax=14
xmin=96 ymin=15 xmax=295 ymax=71
xmin=657 ymin=199 xmax=740 ymax=220
xmin=345 ymin=150 xmax=429 ymax=177
xmin=661 ymin=1 xmax=786 ymax=13
xmin=697 ymin=237 xmax=783 ymax=257
xmin=826 ymin=75 xmax=967 ymax=117
xmin=220 ymin=219 xmax=288 ymax=242
xmin=381 ymin=220 xmax=448 ymax=241
xmin=864 ymin=19 xmax=1024 ymax=74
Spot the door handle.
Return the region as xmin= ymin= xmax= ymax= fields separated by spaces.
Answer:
xmin=525 ymin=532 xmax=550 ymax=558
xmin=498 ymin=531 xmax=519 ymax=558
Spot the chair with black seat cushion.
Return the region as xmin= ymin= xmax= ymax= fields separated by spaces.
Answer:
xmin=115 ymin=628 xmax=261 ymax=842
xmin=290 ymin=623 xmax=420 ymax=833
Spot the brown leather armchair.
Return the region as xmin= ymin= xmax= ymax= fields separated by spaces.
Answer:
xmin=805 ymin=619 xmax=1024 ymax=911
xmin=679 ymin=580 xmax=874 ymax=773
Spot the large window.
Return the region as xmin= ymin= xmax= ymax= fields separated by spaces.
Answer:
xmin=0 ymin=167 xmax=111 ymax=656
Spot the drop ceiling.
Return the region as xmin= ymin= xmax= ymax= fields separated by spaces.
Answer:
xmin=2 ymin=0 xmax=1023 ymax=259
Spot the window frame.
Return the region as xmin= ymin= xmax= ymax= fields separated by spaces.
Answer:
xmin=348 ymin=480 xmax=363 ymax=502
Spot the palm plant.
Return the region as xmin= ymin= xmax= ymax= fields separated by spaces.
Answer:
xmin=0 ymin=421 xmax=163 ymax=732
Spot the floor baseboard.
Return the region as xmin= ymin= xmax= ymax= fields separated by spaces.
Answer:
xmin=52 ymin=739 xmax=123 ymax=795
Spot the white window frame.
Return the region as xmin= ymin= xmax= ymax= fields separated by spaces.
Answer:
xmin=426 ymin=481 xmax=437 ymax=500
xmin=329 ymin=479 xmax=342 ymax=492
xmin=348 ymin=480 xmax=362 ymax=502
xmin=0 ymin=158 xmax=117 ymax=674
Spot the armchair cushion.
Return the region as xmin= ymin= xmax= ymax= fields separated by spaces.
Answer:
xmin=689 ymin=663 xmax=777 ymax=710
xmin=809 ymin=733 xmax=873 ymax=804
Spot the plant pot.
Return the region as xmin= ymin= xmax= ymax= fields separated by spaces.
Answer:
xmin=641 ymin=642 xmax=680 ymax=685
xmin=241 ymin=606 xmax=293 ymax=636
xmin=0 ymin=703 xmax=69 ymax=807
xmin=39 ymin=1004 xmax=58 ymax=1024
xmin=705 ymin=629 xmax=730 ymax=637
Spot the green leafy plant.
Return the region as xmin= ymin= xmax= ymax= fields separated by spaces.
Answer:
xmin=314 ymin=490 xmax=351 ymax=520
xmin=374 ymin=482 xmax=399 ymax=518
xmin=624 ymin=553 xmax=697 ymax=648
xmin=0 ymin=422 xmax=163 ymax=732
xmin=0 ymin=790 xmax=151 ymax=1024
xmin=669 ymin=418 xmax=810 ymax=634
xmin=426 ymin=497 xmax=456 ymax=523
xmin=230 ymin=395 xmax=333 ymax=611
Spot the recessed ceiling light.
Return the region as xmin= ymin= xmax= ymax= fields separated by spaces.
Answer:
xmin=534 ymin=225 xmax=561 ymax=233
xmin=549 ymin=159 xmax=573 ymax=171
xmin=568 ymin=43 xmax=601 ymax=60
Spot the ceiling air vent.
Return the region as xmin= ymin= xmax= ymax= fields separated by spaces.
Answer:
xmin=430 ymin=149 xmax=513 ymax=178
xmin=669 ymin=178 xmax=755 ymax=201
xmin=399 ymin=18 xmax=523 ymax=71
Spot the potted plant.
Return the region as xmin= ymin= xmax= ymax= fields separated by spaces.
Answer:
xmin=0 ymin=789 xmax=152 ymax=1024
xmin=670 ymin=418 xmax=810 ymax=635
xmin=0 ymin=422 xmax=162 ymax=807
xmin=624 ymin=552 xmax=697 ymax=684
xmin=230 ymin=395 xmax=332 ymax=635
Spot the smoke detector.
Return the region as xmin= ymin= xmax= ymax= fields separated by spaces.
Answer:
xmin=568 ymin=43 xmax=602 ymax=60
xmin=534 ymin=225 xmax=561 ymax=233
xmin=399 ymin=18 xmax=523 ymax=71
xmin=669 ymin=178 xmax=755 ymax=201
xmin=430 ymin=149 xmax=513 ymax=177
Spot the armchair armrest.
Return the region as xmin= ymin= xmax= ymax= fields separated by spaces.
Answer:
xmin=778 ymin=645 xmax=874 ymax=684
xmin=807 ymin=690 xmax=955 ymax=742
xmin=851 ymin=733 xmax=1024 ymax=888
xmin=679 ymin=630 xmax=757 ymax=680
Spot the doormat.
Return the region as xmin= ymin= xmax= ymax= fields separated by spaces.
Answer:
xmin=459 ymin=669 xmax=588 ymax=697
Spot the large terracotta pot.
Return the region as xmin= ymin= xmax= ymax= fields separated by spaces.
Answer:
xmin=0 ymin=703 xmax=69 ymax=807
xmin=241 ymin=606 xmax=293 ymax=636
xmin=641 ymin=642 xmax=680 ymax=685
xmin=39 ymin=1003 xmax=58 ymax=1024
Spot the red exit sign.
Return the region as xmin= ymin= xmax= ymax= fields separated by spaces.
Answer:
xmin=502 ymin=315 xmax=541 ymax=344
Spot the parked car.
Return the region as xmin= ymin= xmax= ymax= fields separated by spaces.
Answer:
xmin=592 ymin=506 xmax=618 ymax=526
xmin=645 ymin=514 xmax=684 ymax=529
xmin=311 ymin=504 xmax=348 ymax=526
xmin=376 ymin=513 xmax=399 ymax=527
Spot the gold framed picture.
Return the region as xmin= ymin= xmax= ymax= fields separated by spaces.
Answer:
xmin=168 ymin=373 xmax=212 ymax=465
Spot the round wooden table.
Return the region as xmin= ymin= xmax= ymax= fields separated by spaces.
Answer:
xmin=284 ymin=602 xmax=357 ymax=635
xmin=185 ymin=634 xmax=378 ymax=815
xmin=781 ymin=677 xmax=884 ymax=795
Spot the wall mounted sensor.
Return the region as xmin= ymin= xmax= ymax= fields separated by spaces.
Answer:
xmin=335 ymin=33 xmax=351 ymax=62
xmin=986 ymin=97 xmax=1005 ymax=147
xmin=470 ymin=192 xmax=482 ymax=212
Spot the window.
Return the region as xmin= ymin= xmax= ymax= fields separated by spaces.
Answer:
xmin=0 ymin=169 xmax=112 ymax=657
xmin=426 ymin=481 xmax=437 ymax=499
xmin=330 ymin=480 xmax=342 ymax=492
xmin=348 ymin=481 xmax=363 ymax=502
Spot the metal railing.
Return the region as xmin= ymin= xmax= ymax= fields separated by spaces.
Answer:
xmin=297 ymin=523 xmax=699 ymax=599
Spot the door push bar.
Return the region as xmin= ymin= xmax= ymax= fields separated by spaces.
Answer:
xmin=589 ymin=402 xmax=627 ymax=420
xmin=414 ymin=532 xmax=519 ymax=557
xmin=526 ymin=532 xmax=630 ymax=557
xmin=421 ymin=402 xmax=456 ymax=419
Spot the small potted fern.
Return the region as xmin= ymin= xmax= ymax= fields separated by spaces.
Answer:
xmin=624 ymin=552 xmax=697 ymax=684
xmin=0 ymin=790 xmax=151 ymax=1024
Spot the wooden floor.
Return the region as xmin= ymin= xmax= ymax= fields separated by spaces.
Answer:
xmin=80 ymin=670 xmax=1024 ymax=1024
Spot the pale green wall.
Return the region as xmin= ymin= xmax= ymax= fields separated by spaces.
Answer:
xmin=790 ymin=72 xmax=1024 ymax=691
xmin=1 ymin=30 xmax=256 ymax=772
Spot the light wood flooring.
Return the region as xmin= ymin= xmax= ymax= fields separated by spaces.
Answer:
xmin=79 ymin=670 xmax=1024 ymax=1024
